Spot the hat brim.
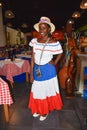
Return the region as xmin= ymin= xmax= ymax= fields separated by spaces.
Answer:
xmin=34 ymin=22 xmax=55 ymax=33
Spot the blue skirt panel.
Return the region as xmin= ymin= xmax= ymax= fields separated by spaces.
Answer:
xmin=33 ymin=63 xmax=56 ymax=81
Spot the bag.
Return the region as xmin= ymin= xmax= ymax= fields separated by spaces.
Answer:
xmin=36 ymin=68 xmax=42 ymax=77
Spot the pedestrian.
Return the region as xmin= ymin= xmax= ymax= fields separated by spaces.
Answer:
xmin=28 ymin=16 xmax=63 ymax=121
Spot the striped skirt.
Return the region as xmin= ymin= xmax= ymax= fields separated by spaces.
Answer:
xmin=28 ymin=63 xmax=63 ymax=115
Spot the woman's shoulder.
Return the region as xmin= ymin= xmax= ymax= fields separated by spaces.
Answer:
xmin=37 ymin=37 xmax=58 ymax=43
xmin=48 ymin=37 xmax=60 ymax=45
xmin=49 ymin=37 xmax=57 ymax=43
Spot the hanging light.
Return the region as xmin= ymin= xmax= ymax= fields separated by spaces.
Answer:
xmin=21 ymin=23 xmax=28 ymax=28
xmin=5 ymin=10 xmax=15 ymax=18
xmin=67 ymin=19 xmax=74 ymax=24
xmin=72 ymin=11 xmax=81 ymax=18
xmin=0 ymin=2 xmax=2 ymax=7
xmin=6 ymin=23 xmax=13 ymax=27
xmin=80 ymin=0 xmax=87 ymax=9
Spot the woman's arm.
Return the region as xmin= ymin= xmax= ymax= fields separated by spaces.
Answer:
xmin=50 ymin=53 xmax=63 ymax=66
xmin=30 ymin=50 xmax=34 ymax=83
xmin=54 ymin=53 xmax=63 ymax=65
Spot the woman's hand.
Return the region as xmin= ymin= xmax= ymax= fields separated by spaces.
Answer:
xmin=30 ymin=74 xmax=34 ymax=83
xmin=49 ymin=60 xmax=55 ymax=65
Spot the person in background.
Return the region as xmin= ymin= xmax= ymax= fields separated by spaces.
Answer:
xmin=28 ymin=16 xmax=63 ymax=121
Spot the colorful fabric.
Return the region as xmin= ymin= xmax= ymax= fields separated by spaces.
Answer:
xmin=28 ymin=64 xmax=63 ymax=115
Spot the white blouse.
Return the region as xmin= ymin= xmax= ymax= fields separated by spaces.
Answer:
xmin=29 ymin=38 xmax=63 ymax=65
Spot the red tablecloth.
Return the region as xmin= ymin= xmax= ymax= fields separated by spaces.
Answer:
xmin=0 ymin=77 xmax=13 ymax=105
xmin=0 ymin=59 xmax=30 ymax=83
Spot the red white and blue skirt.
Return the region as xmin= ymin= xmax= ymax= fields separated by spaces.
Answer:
xmin=28 ymin=63 xmax=63 ymax=115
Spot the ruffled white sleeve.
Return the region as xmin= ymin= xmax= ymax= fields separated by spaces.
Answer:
xmin=49 ymin=41 xmax=63 ymax=55
xmin=29 ymin=38 xmax=37 ymax=47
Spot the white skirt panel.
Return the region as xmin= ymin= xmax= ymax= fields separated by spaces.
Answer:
xmin=31 ymin=76 xmax=60 ymax=99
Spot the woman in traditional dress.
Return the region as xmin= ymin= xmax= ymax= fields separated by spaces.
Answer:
xmin=28 ymin=16 xmax=63 ymax=121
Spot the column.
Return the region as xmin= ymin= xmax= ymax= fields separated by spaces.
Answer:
xmin=0 ymin=6 xmax=6 ymax=47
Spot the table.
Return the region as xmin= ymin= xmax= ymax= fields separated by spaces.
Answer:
xmin=16 ymin=54 xmax=31 ymax=59
xmin=0 ymin=58 xmax=30 ymax=84
xmin=0 ymin=77 xmax=13 ymax=122
xmin=16 ymin=54 xmax=31 ymax=62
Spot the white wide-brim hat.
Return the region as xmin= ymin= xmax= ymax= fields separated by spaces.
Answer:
xmin=34 ymin=16 xmax=55 ymax=33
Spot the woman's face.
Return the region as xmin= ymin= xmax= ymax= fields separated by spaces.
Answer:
xmin=39 ymin=23 xmax=51 ymax=37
